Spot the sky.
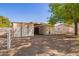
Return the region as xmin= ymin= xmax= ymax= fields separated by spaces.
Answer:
xmin=0 ymin=3 xmax=50 ymax=23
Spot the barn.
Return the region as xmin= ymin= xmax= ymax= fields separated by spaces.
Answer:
xmin=11 ymin=22 xmax=54 ymax=37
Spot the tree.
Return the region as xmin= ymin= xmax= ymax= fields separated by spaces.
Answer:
xmin=0 ymin=16 xmax=11 ymax=28
xmin=48 ymin=3 xmax=79 ymax=35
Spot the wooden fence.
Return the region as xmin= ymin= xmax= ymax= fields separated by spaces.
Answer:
xmin=0 ymin=28 xmax=12 ymax=49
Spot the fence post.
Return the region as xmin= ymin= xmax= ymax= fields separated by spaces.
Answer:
xmin=7 ymin=29 xmax=11 ymax=49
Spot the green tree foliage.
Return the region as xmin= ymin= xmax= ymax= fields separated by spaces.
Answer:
xmin=0 ymin=16 xmax=11 ymax=28
xmin=48 ymin=3 xmax=79 ymax=35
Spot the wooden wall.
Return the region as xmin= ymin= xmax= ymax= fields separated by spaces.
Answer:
xmin=12 ymin=22 xmax=34 ymax=37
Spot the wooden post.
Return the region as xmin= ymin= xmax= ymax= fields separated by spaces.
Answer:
xmin=20 ymin=23 xmax=22 ymax=38
xmin=7 ymin=29 xmax=11 ymax=49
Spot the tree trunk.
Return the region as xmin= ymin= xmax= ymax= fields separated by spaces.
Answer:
xmin=74 ymin=21 xmax=78 ymax=35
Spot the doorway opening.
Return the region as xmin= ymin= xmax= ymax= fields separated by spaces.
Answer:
xmin=34 ymin=27 xmax=39 ymax=35
xmin=34 ymin=24 xmax=40 ymax=35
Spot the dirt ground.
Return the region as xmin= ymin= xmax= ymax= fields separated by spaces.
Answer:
xmin=0 ymin=35 xmax=79 ymax=56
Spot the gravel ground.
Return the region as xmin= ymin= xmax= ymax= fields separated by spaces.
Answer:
xmin=14 ymin=35 xmax=79 ymax=56
xmin=0 ymin=35 xmax=79 ymax=56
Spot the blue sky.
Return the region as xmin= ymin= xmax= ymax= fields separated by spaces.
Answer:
xmin=0 ymin=3 xmax=50 ymax=23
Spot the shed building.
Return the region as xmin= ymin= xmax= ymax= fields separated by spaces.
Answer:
xmin=12 ymin=22 xmax=54 ymax=37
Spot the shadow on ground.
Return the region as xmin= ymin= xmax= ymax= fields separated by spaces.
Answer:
xmin=14 ymin=35 xmax=79 ymax=56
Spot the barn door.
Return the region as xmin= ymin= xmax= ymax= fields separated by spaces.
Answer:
xmin=13 ymin=23 xmax=22 ymax=37
xmin=13 ymin=23 xmax=34 ymax=37
xmin=22 ymin=24 xmax=29 ymax=37
xmin=29 ymin=24 xmax=34 ymax=36
xmin=22 ymin=23 xmax=34 ymax=37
